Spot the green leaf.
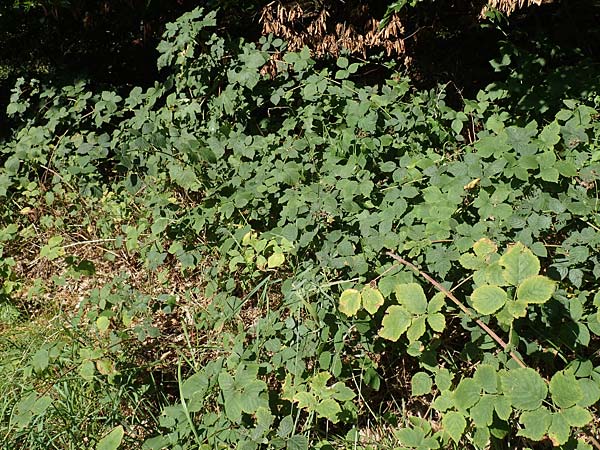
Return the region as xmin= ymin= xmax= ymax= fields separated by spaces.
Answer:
xmin=550 ymin=371 xmax=583 ymax=409
xmin=518 ymin=407 xmax=552 ymax=441
xmin=32 ymin=349 xmax=49 ymax=373
xmin=473 ymin=426 xmax=491 ymax=450
xmin=361 ymin=285 xmax=384 ymax=314
xmin=79 ymin=360 xmax=95 ymax=382
xmin=539 ymin=121 xmax=561 ymax=147
xmin=331 ymin=382 xmax=355 ymax=402
xmin=442 ymin=411 xmax=466 ymax=443
xmin=378 ymin=305 xmax=411 ymax=342
xmin=494 ymin=395 xmax=512 ymax=420
xmin=516 ymin=275 xmax=555 ymax=304
xmin=435 ymin=368 xmax=453 ymax=392
xmin=474 ymin=365 xmax=498 ymax=394
xmin=548 ymin=412 xmax=570 ymax=446
xmin=336 ymin=57 xmax=349 ymax=69
xmin=471 ymin=285 xmax=507 ymax=315
xmin=502 ymin=368 xmax=547 ymax=411
xmin=454 ymin=378 xmax=482 ymax=411
xmin=406 ymin=315 xmax=426 ymax=342
xmin=294 ymin=392 xmax=317 ymax=410
xmin=96 ymin=316 xmax=110 ymax=332
xmin=577 ymin=378 xmax=600 ymax=407
xmin=427 ymin=313 xmax=446 ymax=332
xmin=315 ymin=398 xmax=341 ymax=422
xmin=339 ymin=289 xmax=361 ymax=317
xmin=396 ymin=283 xmax=427 ymax=314
xmin=428 ymin=292 xmax=445 ymax=313
xmin=395 ymin=427 xmax=425 ymax=447
xmin=499 ymin=243 xmax=540 ymax=285
xmin=286 ymin=435 xmax=309 ymax=450
xmin=561 ymin=405 xmax=592 ymax=427
xmin=470 ymin=395 xmax=495 ymax=427
xmin=411 ymin=372 xmax=433 ymax=396
xmin=96 ymin=426 xmax=124 ymax=450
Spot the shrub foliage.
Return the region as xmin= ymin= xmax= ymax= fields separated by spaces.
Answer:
xmin=1 ymin=6 xmax=599 ymax=449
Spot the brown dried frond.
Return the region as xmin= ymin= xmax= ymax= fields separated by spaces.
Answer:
xmin=259 ymin=1 xmax=406 ymax=58
xmin=481 ymin=0 xmax=551 ymax=17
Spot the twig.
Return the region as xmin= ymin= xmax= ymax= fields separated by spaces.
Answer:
xmin=585 ymin=431 xmax=600 ymax=450
xmin=386 ymin=251 xmax=527 ymax=369
xmin=61 ymin=239 xmax=116 ymax=249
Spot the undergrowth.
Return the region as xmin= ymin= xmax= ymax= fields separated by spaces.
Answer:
xmin=1 ymin=7 xmax=599 ymax=450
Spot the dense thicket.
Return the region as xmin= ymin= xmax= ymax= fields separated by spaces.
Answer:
xmin=1 ymin=1 xmax=599 ymax=449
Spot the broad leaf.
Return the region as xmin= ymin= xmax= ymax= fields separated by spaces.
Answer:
xmin=97 ymin=426 xmax=124 ymax=450
xmin=361 ymin=285 xmax=384 ymax=314
xmin=561 ymin=405 xmax=592 ymax=427
xmin=442 ymin=411 xmax=466 ymax=443
xmin=454 ymin=378 xmax=481 ymax=411
xmin=378 ymin=305 xmax=411 ymax=342
xmin=411 ymin=372 xmax=432 ymax=396
xmin=518 ymin=407 xmax=552 ymax=441
xmin=339 ymin=289 xmax=361 ymax=317
xmin=549 ymin=412 xmax=570 ymax=446
xmin=499 ymin=243 xmax=540 ymax=285
xmin=395 ymin=283 xmax=427 ymax=314
xmin=550 ymin=371 xmax=583 ymax=409
xmin=427 ymin=313 xmax=446 ymax=332
xmin=502 ymin=368 xmax=547 ymax=411
xmin=471 ymin=285 xmax=507 ymax=315
xmin=516 ymin=275 xmax=555 ymax=304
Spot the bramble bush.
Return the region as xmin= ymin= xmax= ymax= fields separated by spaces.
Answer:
xmin=0 ymin=6 xmax=599 ymax=449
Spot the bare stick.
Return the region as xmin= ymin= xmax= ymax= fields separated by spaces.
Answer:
xmin=386 ymin=251 xmax=527 ymax=369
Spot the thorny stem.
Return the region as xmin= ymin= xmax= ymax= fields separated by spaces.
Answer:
xmin=386 ymin=251 xmax=527 ymax=369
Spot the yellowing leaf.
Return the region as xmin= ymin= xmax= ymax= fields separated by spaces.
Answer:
xmin=516 ymin=275 xmax=555 ymax=304
xmin=463 ymin=178 xmax=481 ymax=190
xmin=361 ymin=285 xmax=384 ymax=315
xmin=548 ymin=412 xmax=570 ymax=446
xmin=96 ymin=359 xmax=116 ymax=376
xmin=267 ymin=252 xmax=285 ymax=268
xmin=96 ymin=316 xmax=110 ymax=332
xmin=471 ymin=285 xmax=507 ymax=315
xmin=339 ymin=289 xmax=361 ymax=317
xmin=473 ymin=238 xmax=498 ymax=258
xmin=378 ymin=305 xmax=411 ymax=342
xmin=499 ymin=242 xmax=540 ymax=285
